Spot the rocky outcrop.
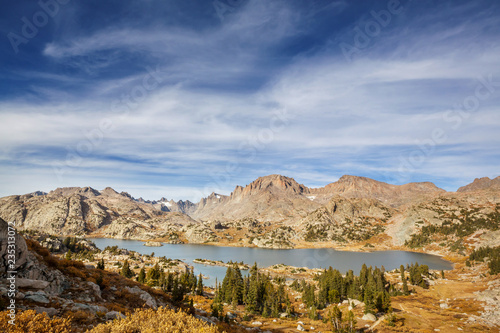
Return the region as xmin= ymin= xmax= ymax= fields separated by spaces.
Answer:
xmin=386 ymin=193 xmax=500 ymax=247
xmin=0 ymin=218 xmax=171 ymax=322
xmin=182 ymin=224 xmax=218 ymax=243
xmin=252 ymin=227 xmax=295 ymax=249
xmin=125 ymin=286 xmax=158 ymax=309
xmin=474 ymin=280 xmax=500 ymax=327
xmin=0 ymin=218 xmax=70 ymax=295
xmin=297 ymin=196 xmax=392 ymax=243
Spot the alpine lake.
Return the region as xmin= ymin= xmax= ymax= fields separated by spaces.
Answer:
xmin=89 ymin=238 xmax=453 ymax=287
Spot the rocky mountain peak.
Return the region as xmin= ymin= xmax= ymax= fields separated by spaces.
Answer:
xmin=239 ymin=174 xmax=309 ymax=196
xmin=314 ymin=175 xmax=444 ymax=208
xmin=119 ymin=191 xmax=134 ymax=200
xmin=207 ymin=192 xmax=226 ymax=200
xmin=100 ymin=187 xmax=119 ymax=196
xmin=457 ymin=176 xmax=500 ymax=192
xmin=49 ymin=186 xmax=100 ymax=198
xmin=323 ymin=175 xmax=388 ymax=194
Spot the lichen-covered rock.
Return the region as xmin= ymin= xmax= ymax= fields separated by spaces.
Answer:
xmin=125 ymin=286 xmax=158 ymax=309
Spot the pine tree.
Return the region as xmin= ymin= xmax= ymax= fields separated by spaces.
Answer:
xmin=63 ymin=237 xmax=71 ymax=248
xmin=231 ymin=288 xmax=238 ymax=310
xmin=196 ymin=273 xmax=204 ymax=296
xmin=69 ymin=237 xmax=76 ymax=250
xmin=146 ymin=263 xmax=161 ymax=285
xmin=364 ymin=286 xmax=376 ymax=314
xmin=190 ymin=268 xmax=197 ymax=293
xmin=308 ymin=305 xmax=318 ymax=320
xmin=159 ymin=270 xmax=166 ymax=289
xmin=381 ymin=290 xmax=392 ymax=313
xmin=120 ymin=260 xmax=134 ymax=278
xmin=360 ymin=263 xmax=368 ymax=286
xmin=402 ymin=276 xmax=409 ymax=295
xmin=401 ymin=266 xmax=409 ymax=295
xmin=346 ymin=310 xmax=356 ymax=333
xmin=96 ymin=258 xmax=105 ymax=270
xmin=285 ymin=295 xmax=292 ymax=316
xmin=331 ymin=305 xmax=342 ymax=332
xmin=172 ymin=277 xmax=184 ymax=303
xmin=328 ymin=288 xmax=340 ymax=304
xmin=166 ymin=272 xmax=173 ymax=292
xmin=245 ymin=278 xmax=259 ymax=314
xmin=137 ymin=267 xmax=146 ymax=284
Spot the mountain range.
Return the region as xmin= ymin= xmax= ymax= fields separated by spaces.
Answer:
xmin=1 ymin=174 xmax=499 ymax=251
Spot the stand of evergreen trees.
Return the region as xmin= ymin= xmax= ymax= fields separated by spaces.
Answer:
xmin=468 ymin=246 xmax=500 ymax=275
xmin=214 ymin=262 xmax=404 ymax=322
xmin=134 ymin=263 xmax=203 ymax=304
xmin=407 ymin=262 xmax=429 ymax=288
xmin=212 ymin=263 xmax=293 ymax=319
xmin=302 ymin=264 xmax=392 ymax=315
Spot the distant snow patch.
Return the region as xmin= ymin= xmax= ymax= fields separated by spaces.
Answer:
xmin=161 ymin=201 xmax=173 ymax=208
xmin=306 ymin=195 xmax=316 ymax=201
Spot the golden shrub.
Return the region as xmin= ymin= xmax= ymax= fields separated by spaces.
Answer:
xmin=0 ymin=309 xmax=72 ymax=333
xmin=87 ymin=307 xmax=221 ymax=333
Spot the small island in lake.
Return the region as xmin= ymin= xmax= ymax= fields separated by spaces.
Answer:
xmin=193 ymin=258 xmax=249 ymax=270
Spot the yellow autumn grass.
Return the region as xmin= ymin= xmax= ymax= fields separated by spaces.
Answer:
xmin=0 ymin=310 xmax=72 ymax=333
xmin=87 ymin=307 xmax=222 ymax=333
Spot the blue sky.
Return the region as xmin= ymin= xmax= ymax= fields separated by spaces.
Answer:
xmin=0 ymin=0 xmax=499 ymax=201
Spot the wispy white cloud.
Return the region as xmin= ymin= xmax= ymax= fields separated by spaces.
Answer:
xmin=1 ymin=0 xmax=499 ymax=199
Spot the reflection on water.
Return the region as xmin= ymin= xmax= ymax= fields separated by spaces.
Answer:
xmin=89 ymin=238 xmax=452 ymax=287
